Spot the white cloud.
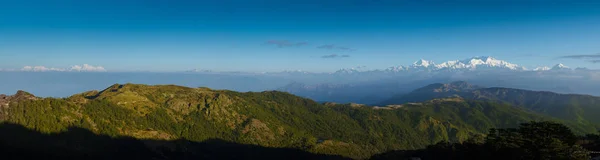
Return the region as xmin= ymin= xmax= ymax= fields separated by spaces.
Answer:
xmin=69 ymin=64 xmax=106 ymax=72
xmin=20 ymin=64 xmax=106 ymax=72
xmin=21 ymin=66 xmax=66 ymax=72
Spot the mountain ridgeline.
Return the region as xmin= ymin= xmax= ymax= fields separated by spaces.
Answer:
xmin=0 ymin=83 xmax=599 ymax=159
xmin=380 ymin=81 xmax=600 ymax=130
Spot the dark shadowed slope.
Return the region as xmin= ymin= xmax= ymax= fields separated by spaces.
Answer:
xmin=0 ymin=122 xmax=347 ymax=160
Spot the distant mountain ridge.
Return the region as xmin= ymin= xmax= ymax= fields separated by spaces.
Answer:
xmin=277 ymin=79 xmax=444 ymax=104
xmin=3 ymin=56 xmax=599 ymax=101
xmin=182 ymin=56 xmax=590 ymax=75
xmin=380 ymin=81 xmax=600 ymax=126
xmin=270 ymin=57 xmax=600 ymax=105
xmin=411 ymin=81 xmax=482 ymax=93
xmin=331 ymin=56 xmax=580 ymax=75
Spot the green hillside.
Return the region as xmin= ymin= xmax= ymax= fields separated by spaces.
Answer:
xmin=381 ymin=81 xmax=600 ymax=131
xmin=0 ymin=83 xmax=597 ymax=159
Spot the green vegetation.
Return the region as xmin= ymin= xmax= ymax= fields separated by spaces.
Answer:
xmin=381 ymin=81 xmax=600 ymax=132
xmin=1 ymin=83 xmax=599 ymax=159
xmin=371 ymin=121 xmax=593 ymax=160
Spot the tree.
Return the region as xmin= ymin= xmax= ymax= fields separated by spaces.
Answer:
xmin=485 ymin=121 xmax=589 ymax=160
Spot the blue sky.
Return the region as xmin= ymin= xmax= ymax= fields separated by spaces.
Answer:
xmin=1 ymin=0 xmax=600 ymax=72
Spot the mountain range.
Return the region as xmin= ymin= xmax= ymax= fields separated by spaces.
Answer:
xmin=278 ymin=57 xmax=600 ymax=104
xmin=6 ymin=56 xmax=588 ymax=74
xmin=333 ymin=56 xmax=528 ymax=74
xmin=1 ymin=82 xmax=600 ymax=159
xmin=182 ymin=56 xmax=592 ymax=75
xmin=318 ymin=56 xmax=592 ymax=75
xmin=2 ymin=56 xmax=600 ymax=105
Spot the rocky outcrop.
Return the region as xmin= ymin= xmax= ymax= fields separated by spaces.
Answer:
xmin=0 ymin=91 xmax=39 ymax=108
xmin=0 ymin=94 xmax=9 ymax=108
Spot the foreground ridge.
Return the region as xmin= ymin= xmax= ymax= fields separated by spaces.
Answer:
xmin=0 ymin=83 xmax=599 ymax=159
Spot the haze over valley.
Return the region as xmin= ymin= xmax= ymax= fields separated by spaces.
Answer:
xmin=3 ymin=56 xmax=600 ymax=105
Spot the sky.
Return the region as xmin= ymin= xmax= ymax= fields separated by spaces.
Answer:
xmin=1 ymin=0 xmax=600 ymax=72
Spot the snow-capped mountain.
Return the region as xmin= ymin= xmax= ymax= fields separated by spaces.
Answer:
xmin=333 ymin=66 xmax=370 ymax=74
xmin=176 ymin=56 xmax=584 ymax=75
xmin=453 ymin=56 xmax=525 ymax=70
xmin=426 ymin=56 xmax=525 ymax=71
xmin=384 ymin=66 xmax=407 ymax=72
xmin=551 ymin=63 xmax=570 ymax=71
xmin=334 ymin=56 xmax=527 ymax=74
xmin=412 ymin=59 xmax=435 ymax=68
xmin=533 ymin=63 xmax=577 ymax=72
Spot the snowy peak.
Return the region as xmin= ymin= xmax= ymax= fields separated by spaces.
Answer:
xmin=462 ymin=57 xmax=487 ymax=65
xmin=429 ymin=56 xmax=524 ymax=71
xmin=551 ymin=63 xmax=570 ymax=70
xmin=412 ymin=59 xmax=434 ymax=68
xmin=385 ymin=65 xmax=407 ymax=72
xmin=329 ymin=57 xmax=584 ymax=75
xmin=435 ymin=60 xmax=461 ymax=69
xmin=332 ymin=56 xmax=526 ymax=74
xmin=533 ymin=64 xmax=574 ymax=71
xmin=456 ymin=56 xmax=523 ymax=70
xmin=334 ymin=66 xmax=369 ymax=74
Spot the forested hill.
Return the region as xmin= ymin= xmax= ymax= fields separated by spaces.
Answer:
xmin=380 ymin=81 xmax=600 ymax=128
xmin=0 ymin=83 xmax=597 ymax=159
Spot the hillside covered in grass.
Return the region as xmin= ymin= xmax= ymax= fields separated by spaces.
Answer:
xmin=0 ymin=83 xmax=597 ymax=159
